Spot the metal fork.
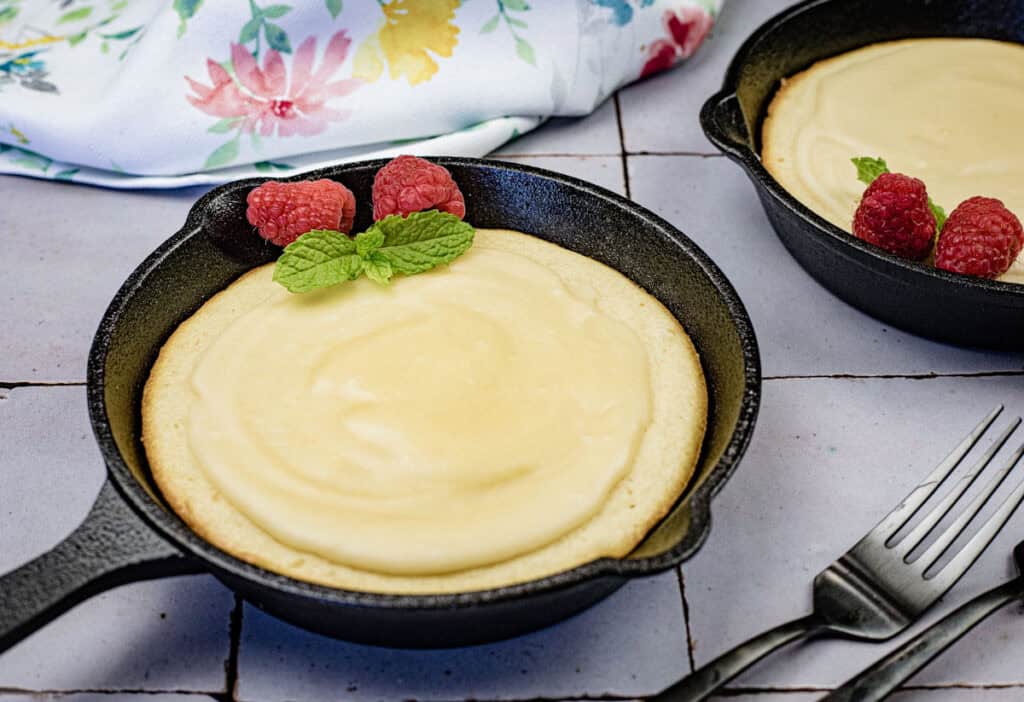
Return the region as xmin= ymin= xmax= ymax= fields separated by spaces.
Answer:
xmin=652 ymin=406 xmax=1024 ymax=702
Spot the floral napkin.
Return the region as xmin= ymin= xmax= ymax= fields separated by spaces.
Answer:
xmin=0 ymin=0 xmax=721 ymax=189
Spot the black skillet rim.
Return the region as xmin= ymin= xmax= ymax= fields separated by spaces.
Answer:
xmin=702 ymin=0 xmax=1024 ymax=302
xmin=87 ymin=156 xmax=761 ymax=610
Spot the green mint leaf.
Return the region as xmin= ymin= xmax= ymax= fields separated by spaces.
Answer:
xmin=851 ymin=156 xmax=889 ymax=185
xmin=273 ymin=229 xmax=362 ymax=293
xmin=369 ymin=211 xmax=475 ymax=275
xmin=354 ymin=228 xmax=384 ymax=257
xmin=362 ymin=252 xmax=394 ymax=286
xmin=929 ymin=200 xmax=947 ymax=231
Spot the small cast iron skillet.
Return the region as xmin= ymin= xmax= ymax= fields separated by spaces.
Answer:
xmin=700 ymin=0 xmax=1024 ymax=350
xmin=0 ymin=158 xmax=760 ymax=652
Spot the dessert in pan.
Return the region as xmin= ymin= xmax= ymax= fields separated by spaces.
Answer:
xmin=142 ymin=156 xmax=709 ymax=595
xmin=762 ymin=38 xmax=1024 ymax=284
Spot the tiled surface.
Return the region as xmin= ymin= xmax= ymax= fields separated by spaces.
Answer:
xmin=0 ymin=696 xmax=218 ymax=702
xmin=627 ymin=156 xmax=1024 ymax=377
xmin=3 ymin=2 xmax=1024 ymax=701
xmin=0 ymin=388 xmax=234 ymax=693
xmin=236 ymin=571 xmax=686 ymax=702
xmin=617 ymin=0 xmax=796 ymax=154
xmin=684 ymin=375 xmax=1024 ymax=692
xmin=493 ymin=98 xmax=621 ymax=156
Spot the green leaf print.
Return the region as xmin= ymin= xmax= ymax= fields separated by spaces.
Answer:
xmin=173 ymin=0 xmax=203 ymax=37
xmin=0 ymin=6 xmax=18 ymax=23
xmin=261 ymin=4 xmax=291 ymax=18
xmin=58 ymin=7 xmax=94 ymax=23
xmin=480 ymin=14 xmax=499 ymax=33
xmin=503 ymin=0 xmax=530 ymax=10
xmin=100 ymin=26 xmax=141 ymax=40
xmin=514 ymin=36 xmax=535 ymax=65
xmin=325 ymin=0 xmax=342 ymax=19
xmin=205 ymin=137 xmax=240 ymax=169
xmin=55 ymin=168 xmax=80 ymax=181
xmin=207 ymin=118 xmax=238 ymax=134
xmin=67 ymin=31 xmax=88 ymax=46
xmin=254 ymin=160 xmax=294 ymax=172
xmin=506 ymin=16 xmax=527 ymax=28
xmin=239 ymin=16 xmax=261 ymax=43
xmin=263 ymin=22 xmax=291 ymax=53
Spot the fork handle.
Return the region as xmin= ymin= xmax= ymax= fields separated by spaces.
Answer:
xmin=651 ymin=614 xmax=826 ymax=702
xmin=822 ymin=578 xmax=1024 ymax=702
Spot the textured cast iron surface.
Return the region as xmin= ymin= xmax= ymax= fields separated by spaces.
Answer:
xmin=2 ymin=158 xmax=760 ymax=650
xmin=0 ymin=481 xmax=201 ymax=652
xmin=700 ymin=0 xmax=1024 ymax=350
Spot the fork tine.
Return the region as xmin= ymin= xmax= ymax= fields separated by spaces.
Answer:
xmin=898 ymin=417 xmax=1021 ymax=559
xmin=927 ymin=472 xmax=1024 ymax=594
xmin=921 ymin=439 xmax=1024 ymax=576
xmin=870 ymin=406 xmax=1003 ymax=544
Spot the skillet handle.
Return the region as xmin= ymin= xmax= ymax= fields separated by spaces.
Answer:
xmin=699 ymin=91 xmax=751 ymax=159
xmin=0 ymin=479 xmax=201 ymax=653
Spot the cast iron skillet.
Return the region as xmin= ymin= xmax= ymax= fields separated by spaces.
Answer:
xmin=700 ymin=0 xmax=1024 ymax=350
xmin=0 ymin=158 xmax=760 ymax=652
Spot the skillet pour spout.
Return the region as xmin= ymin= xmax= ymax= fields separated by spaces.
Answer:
xmin=0 ymin=158 xmax=760 ymax=650
xmin=700 ymin=0 xmax=1024 ymax=350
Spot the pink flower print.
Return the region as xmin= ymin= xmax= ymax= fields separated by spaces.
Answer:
xmin=640 ymin=39 xmax=677 ymax=78
xmin=640 ymin=6 xmax=714 ymax=79
xmin=186 ymin=31 xmax=361 ymax=138
xmin=665 ymin=6 xmax=713 ymax=59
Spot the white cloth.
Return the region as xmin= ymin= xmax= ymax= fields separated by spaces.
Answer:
xmin=0 ymin=0 xmax=721 ymax=188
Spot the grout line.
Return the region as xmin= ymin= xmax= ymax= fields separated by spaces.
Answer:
xmin=627 ymin=150 xmax=725 ymax=158
xmin=676 ymin=566 xmax=698 ymax=673
xmin=763 ymin=370 xmax=1024 ymax=382
xmin=493 ymin=152 xmax=622 ymax=159
xmin=612 ymin=93 xmax=632 ymax=200
xmin=2 ymin=682 xmax=1023 ymax=700
xmin=0 ymin=380 xmax=86 ymax=389
xmin=211 ymin=594 xmax=245 ymax=702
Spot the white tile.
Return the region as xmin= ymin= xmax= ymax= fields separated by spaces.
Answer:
xmin=0 ymin=696 xmax=218 ymax=702
xmin=617 ymin=0 xmax=796 ymax=153
xmin=708 ymin=692 xmax=1024 ymax=702
xmin=0 ymin=177 xmax=208 ymax=382
xmin=683 ymin=375 xmax=1024 ymax=690
xmin=492 ymin=98 xmax=621 ymax=156
xmin=492 ymin=155 xmax=625 ymax=197
xmin=627 ymin=155 xmax=1024 ymax=376
xmin=0 ymin=387 xmax=233 ymax=692
xmin=236 ymin=570 xmax=688 ymax=702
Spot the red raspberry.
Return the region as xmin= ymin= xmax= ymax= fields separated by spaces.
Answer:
xmin=935 ymin=196 xmax=1023 ymax=279
xmin=852 ymin=172 xmax=936 ymax=260
xmin=372 ymin=155 xmax=465 ymax=221
xmin=246 ymin=179 xmax=356 ymax=246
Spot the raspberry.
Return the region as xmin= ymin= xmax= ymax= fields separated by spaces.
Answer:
xmin=246 ymin=179 xmax=356 ymax=246
xmin=372 ymin=155 xmax=465 ymax=221
xmin=852 ymin=172 xmax=936 ymax=260
xmin=935 ymin=196 xmax=1023 ymax=279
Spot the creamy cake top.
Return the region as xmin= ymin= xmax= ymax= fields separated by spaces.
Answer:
xmin=762 ymin=38 xmax=1024 ymax=284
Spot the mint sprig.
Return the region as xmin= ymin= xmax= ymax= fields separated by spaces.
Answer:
xmin=272 ymin=210 xmax=475 ymax=293
xmin=851 ymin=156 xmax=947 ymax=231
